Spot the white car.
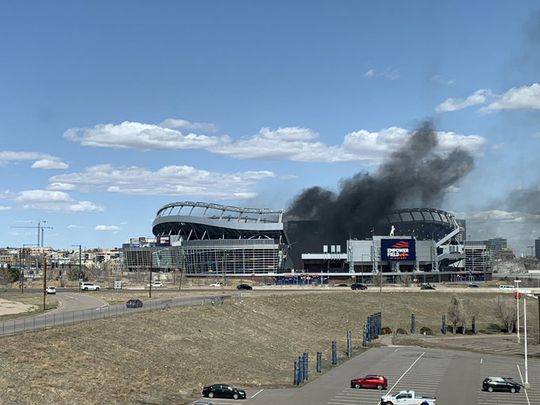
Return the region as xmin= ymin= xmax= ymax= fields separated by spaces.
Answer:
xmin=147 ymin=282 xmax=163 ymax=288
xmin=209 ymin=282 xmax=223 ymax=287
xmin=80 ymin=282 xmax=100 ymax=291
xmin=45 ymin=286 xmax=56 ymax=294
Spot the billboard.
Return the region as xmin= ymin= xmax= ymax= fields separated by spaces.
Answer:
xmin=156 ymin=236 xmax=171 ymax=246
xmin=381 ymin=239 xmax=416 ymax=261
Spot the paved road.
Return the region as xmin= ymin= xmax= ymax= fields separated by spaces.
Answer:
xmin=191 ymin=346 xmax=540 ymax=405
xmin=51 ymin=291 xmax=107 ymax=313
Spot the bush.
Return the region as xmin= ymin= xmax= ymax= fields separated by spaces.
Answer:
xmin=396 ymin=328 xmax=408 ymax=335
xmin=419 ymin=326 xmax=433 ymax=335
xmin=381 ymin=326 xmax=392 ymax=335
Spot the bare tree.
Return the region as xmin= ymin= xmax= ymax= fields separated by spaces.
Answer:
xmin=447 ymin=295 xmax=467 ymax=334
xmin=495 ymin=296 xmax=517 ymax=333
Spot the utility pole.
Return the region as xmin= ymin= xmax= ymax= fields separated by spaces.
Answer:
xmin=42 ymin=255 xmax=47 ymax=311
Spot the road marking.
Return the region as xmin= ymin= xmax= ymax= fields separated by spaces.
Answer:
xmin=387 ymin=351 xmax=425 ymax=393
xmin=250 ymin=389 xmax=263 ymax=398
xmin=516 ymin=364 xmax=531 ymax=405
xmin=480 ymin=358 xmax=483 ymax=364
xmin=394 ymin=348 xmax=399 ymax=352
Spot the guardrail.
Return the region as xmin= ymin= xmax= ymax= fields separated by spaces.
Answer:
xmin=0 ymin=295 xmax=226 ymax=337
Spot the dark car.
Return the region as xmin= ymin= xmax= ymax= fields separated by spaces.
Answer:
xmin=351 ymin=283 xmax=368 ymax=290
xmin=236 ymin=283 xmax=253 ymax=290
xmin=482 ymin=377 xmax=522 ymax=393
xmin=350 ymin=375 xmax=387 ymax=390
xmin=468 ymin=283 xmax=480 ymax=288
xmin=126 ymin=299 xmax=143 ymax=308
xmin=420 ymin=283 xmax=436 ymax=290
xmin=202 ymin=384 xmax=246 ymax=400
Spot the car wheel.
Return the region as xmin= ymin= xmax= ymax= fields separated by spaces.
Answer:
xmin=96 ymin=287 xmax=100 ymax=291
xmin=208 ymin=392 xmax=214 ymax=398
xmin=384 ymin=402 xmax=394 ymax=405
xmin=233 ymin=393 xmax=239 ymax=400
xmin=487 ymin=386 xmax=493 ymax=392
xmin=354 ymin=383 xmax=361 ymax=389
xmin=510 ymin=387 xmax=516 ymax=393
xmin=377 ymin=384 xmax=383 ymax=390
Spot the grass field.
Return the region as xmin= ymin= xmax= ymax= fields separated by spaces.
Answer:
xmin=0 ymin=290 xmax=538 ymax=404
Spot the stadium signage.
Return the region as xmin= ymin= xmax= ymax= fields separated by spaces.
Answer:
xmin=381 ymin=239 xmax=416 ymax=261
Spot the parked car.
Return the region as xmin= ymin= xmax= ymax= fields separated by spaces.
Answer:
xmin=351 ymin=283 xmax=368 ymax=290
xmin=45 ymin=286 xmax=56 ymax=294
xmin=202 ymin=384 xmax=246 ymax=400
xmin=126 ymin=299 xmax=143 ymax=309
xmin=482 ymin=377 xmax=522 ymax=393
xmin=468 ymin=283 xmax=480 ymax=288
xmin=420 ymin=283 xmax=435 ymax=290
xmin=147 ymin=282 xmax=163 ymax=288
xmin=80 ymin=282 xmax=100 ymax=291
xmin=237 ymin=283 xmax=253 ymax=290
xmin=380 ymin=390 xmax=436 ymax=405
xmin=209 ymin=282 xmax=223 ymax=287
xmin=350 ymin=374 xmax=387 ymax=389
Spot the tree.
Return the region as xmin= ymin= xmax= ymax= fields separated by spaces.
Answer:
xmin=495 ymin=296 xmax=517 ymax=333
xmin=447 ymin=295 xmax=467 ymax=334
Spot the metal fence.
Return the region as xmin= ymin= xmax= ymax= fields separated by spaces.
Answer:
xmin=0 ymin=295 xmax=226 ymax=337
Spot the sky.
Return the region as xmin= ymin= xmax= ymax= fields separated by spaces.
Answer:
xmin=1 ymin=1 xmax=540 ymax=253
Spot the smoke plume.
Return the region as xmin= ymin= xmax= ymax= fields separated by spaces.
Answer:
xmin=285 ymin=121 xmax=474 ymax=241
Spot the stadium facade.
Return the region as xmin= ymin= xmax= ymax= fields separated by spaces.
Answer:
xmin=122 ymin=203 xmax=488 ymax=280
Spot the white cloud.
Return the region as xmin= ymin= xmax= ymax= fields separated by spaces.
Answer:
xmin=483 ymin=83 xmax=540 ymax=111
xmin=0 ymin=151 xmax=68 ymax=169
xmin=64 ymin=120 xmax=227 ymax=150
xmin=31 ymin=159 xmax=69 ymax=170
xmin=14 ymin=189 xmax=103 ymax=212
xmin=342 ymin=127 xmax=486 ymax=159
xmin=48 ymin=164 xmax=274 ymax=200
xmin=159 ymin=118 xmax=218 ymax=132
xmin=0 ymin=205 xmax=12 ymax=211
xmin=67 ymin=224 xmax=82 ymax=229
xmin=363 ymin=68 xmax=400 ymax=80
xmin=435 ymin=89 xmax=491 ymax=112
xmin=210 ymin=127 xmax=355 ymax=162
xmin=95 ymin=225 xmax=120 ymax=231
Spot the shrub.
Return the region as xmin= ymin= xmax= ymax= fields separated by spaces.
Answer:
xmin=396 ymin=328 xmax=408 ymax=335
xmin=419 ymin=326 xmax=433 ymax=335
xmin=381 ymin=326 xmax=392 ymax=335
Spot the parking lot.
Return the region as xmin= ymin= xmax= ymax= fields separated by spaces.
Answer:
xmin=191 ymin=346 xmax=540 ymax=405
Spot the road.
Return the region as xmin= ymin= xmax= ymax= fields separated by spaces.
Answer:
xmin=191 ymin=346 xmax=540 ymax=405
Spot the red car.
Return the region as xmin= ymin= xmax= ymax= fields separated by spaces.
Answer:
xmin=350 ymin=375 xmax=388 ymax=390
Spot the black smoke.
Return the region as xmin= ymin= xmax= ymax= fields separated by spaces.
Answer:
xmin=285 ymin=121 xmax=474 ymax=244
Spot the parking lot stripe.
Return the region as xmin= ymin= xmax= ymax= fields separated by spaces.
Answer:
xmin=516 ymin=364 xmax=531 ymax=405
xmin=251 ymin=389 xmax=264 ymax=399
xmin=387 ymin=351 xmax=425 ymax=392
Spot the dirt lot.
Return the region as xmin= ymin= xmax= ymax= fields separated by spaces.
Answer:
xmin=0 ymin=290 xmax=538 ymax=404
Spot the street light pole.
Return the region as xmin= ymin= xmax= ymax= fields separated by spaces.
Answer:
xmin=523 ymin=295 xmax=529 ymax=389
xmin=515 ymin=279 xmax=521 ymax=343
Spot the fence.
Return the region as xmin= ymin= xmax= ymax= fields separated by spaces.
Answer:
xmin=0 ymin=295 xmax=226 ymax=337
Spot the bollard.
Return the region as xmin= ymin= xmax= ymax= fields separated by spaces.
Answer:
xmin=347 ymin=331 xmax=352 ymax=357
xmin=471 ymin=315 xmax=476 ymax=334
xmin=293 ymin=361 xmax=298 ymax=385
xmin=411 ymin=313 xmax=416 ymax=334
xmin=298 ymin=356 xmax=303 ymax=383
xmin=304 ymin=352 xmax=309 ymax=381
xmin=316 ymin=351 xmax=322 ymax=373
xmin=441 ymin=314 xmax=447 ymax=335
xmin=362 ymin=324 xmax=368 ymax=347
xmin=331 ymin=340 xmax=337 ymax=365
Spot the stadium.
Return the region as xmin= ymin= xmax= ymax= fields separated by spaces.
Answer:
xmin=122 ymin=202 xmax=477 ymax=281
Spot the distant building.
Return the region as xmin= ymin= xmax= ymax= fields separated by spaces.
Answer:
xmin=535 ymin=238 xmax=540 ymax=260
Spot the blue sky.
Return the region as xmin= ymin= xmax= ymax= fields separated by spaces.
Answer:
xmin=1 ymin=1 xmax=540 ymax=253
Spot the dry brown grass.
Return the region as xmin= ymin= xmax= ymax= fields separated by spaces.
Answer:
xmin=0 ymin=291 xmax=537 ymax=405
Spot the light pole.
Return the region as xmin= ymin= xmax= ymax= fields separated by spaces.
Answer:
xmin=72 ymin=245 xmax=82 ymax=282
xmin=523 ymin=294 xmax=529 ymax=389
xmin=514 ymin=279 xmax=521 ymax=343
